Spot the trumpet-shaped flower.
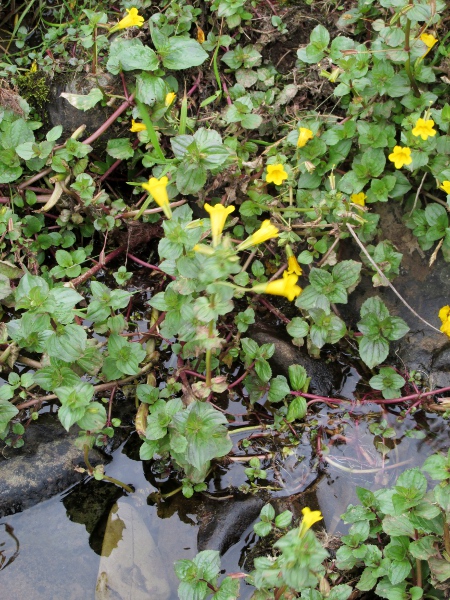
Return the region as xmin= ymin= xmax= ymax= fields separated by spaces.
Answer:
xmin=204 ymin=203 xmax=235 ymax=246
xmin=111 ymin=7 xmax=144 ymax=32
xmin=265 ymin=164 xmax=288 ymax=186
xmin=237 ymin=220 xmax=279 ymax=251
xmin=297 ymin=127 xmax=314 ymax=148
xmin=412 ymin=118 xmax=436 ymax=140
xmin=388 ymin=146 xmax=412 ymax=169
xmin=287 ymin=255 xmax=302 ymax=276
xmin=141 ymin=176 xmax=172 ymax=219
xmin=420 ymin=33 xmax=437 ymax=57
xmin=298 ymin=507 xmax=323 ymax=538
xmin=165 ymin=92 xmax=176 ymax=107
xmin=439 ymin=305 xmax=450 ymax=337
xmin=350 ymin=192 xmax=366 ymax=207
xmin=130 ymin=120 xmax=146 ymax=133
xmin=252 ymin=271 xmax=302 ymax=302
xmin=285 ymin=245 xmax=302 ymax=275
xmin=439 ymin=181 xmax=450 ymax=194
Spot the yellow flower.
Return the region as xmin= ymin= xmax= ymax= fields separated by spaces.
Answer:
xmin=165 ymin=92 xmax=176 ymax=107
xmin=297 ymin=127 xmax=314 ymax=148
xmin=420 ymin=33 xmax=437 ymax=57
xmin=237 ymin=220 xmax=279 ymax=251
xmin=439 ymin=181 xmax=450 ymax=194
xmin=111 ymin=7 xmax=144 ymax=31
xmin=350 ymin=192 xmax=366 ymax=207
xmin=439 ymin=306 xmax=450 ymax=337
xmin=412 ymin=118 xmax=437 ymax=140
xmin=252 ymin=271 xmax=302 ymax=302
xmin=265 ymin=163 xmax=288 ymax=186
xmin=298 ymin=507 xmax=323 ymax=538
xmin=285 ymin=245 xmax=302 ymax=275
xmin=141 ymin=176 xmax=172 ymax=219
xmin=388 ymin=146 xmax=412 ymax=169
xmin=287 ymin=256 xmax=302 ymax=276
xmin=204 ymin=203 xmax=235 ymax=246
xmin=130 ymin=120 xmax=147 ymax=133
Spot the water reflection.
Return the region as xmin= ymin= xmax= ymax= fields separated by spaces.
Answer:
xmin=0 ymin=523 xmax=19 ymax=570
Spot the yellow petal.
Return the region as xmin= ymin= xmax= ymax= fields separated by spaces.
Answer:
xmin=204 ymin=203 xmax=235 ymax=246
xmin=142 ymin=176 xmax=172 ymax=218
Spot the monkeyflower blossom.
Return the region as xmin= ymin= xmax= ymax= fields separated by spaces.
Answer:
xmin=388 ymin=146 xmax=412 ymax=169
xmin=285 ymin=245 xmax=302 ymax=276
xmin=110 ymin=7 xmax=144 ymax=32
xmin=204 ymin=203 xmax=235 ymax=246
xmin=420 ymin=33 xmax=437 ymax=57
xmin=130 ymin=120 xmax=146 ymax=132
xmin=439 ymin=181 xmax=450 ymax=194
xmin=165 ymin=92 xmax=176 ymax=107
xmin=297 ymin=127 xmax=314 ymax=148
xmin=252 ymin=271 xmax=302 ymax=302
xmin=439 ymin=306 xmax=450 ymax=337
xmin=237 ymin=220 xmax=279 ymax=251
xmin=412 ymin=118 xmax=436 ymax=140
xmin=298 ymin=507 xmax=323 ymax=538
xmin=350 ymin=192 xmax=366 ymax=206
xmin=141 ymin=176 xmax=172 ymax=219
xmin=265 ymin=163 xmax=288 ymax=186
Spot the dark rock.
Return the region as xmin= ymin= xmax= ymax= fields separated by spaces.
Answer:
xmin=47 ymin=73 xmax=125 ymax=142
xmin=0 ymin=414 xmax=108 ymax=517
xmin=249 ymin=323 xmax=343 ymax=397
xmin=197 ymin=494 xmax=266 ymax=555
xmin=341 ymin=203 xmax=450 ymax=385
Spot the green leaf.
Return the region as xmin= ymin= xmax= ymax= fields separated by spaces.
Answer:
xmin=310 ymin=24 xmax=330 ymax=50
xmin=174 ymin=401 xmax=232 ymax=472
xmin=135 ymin=73 xmax=167 ymax=105
xmin=359 ymin=336 xmax=389 ymax=369
xmin=60 ymin=87 xmax=103 ymax=111
xmin=107 ymin=38 xmax=159 ymax=74
xmin=286 ymin=396 xmax=306 ymax=422
xmin=422 ymin=450 xmax=450 ymax=480
xmin=0 ymin=399 xmax=19 ymax=434
xmin=0 ymin=163 xmax=22 ymax=183
xmin=161 ymin=37 xmax=208 ymax=70
xmin=268 ymin=375 xmax=290 ymax=402
xmin=240 ymin=113 xmax=262 ymax=129
xmin=288 ymin=364 xmax=308 ymax=390
xmin=382 ymin=515 xmax=415 ymax=537
xmin=253 ymin=521 xmax=272 ymax=537
xmin=76 ymin=402 xmax=107 ymax=431
xmin=255 ymin=358 xmax=271 ymax=382
xmin=275 ymin=510 xmax=293 ymax=528
xmin=176 ymin=163 xmax=206 ymax=195
xmin=286 ymin=318 xmax=309 ymax=341
xmin=106 ymin=138 xmax=134 ymax=160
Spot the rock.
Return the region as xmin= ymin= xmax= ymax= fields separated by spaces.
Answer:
xmin=0 ymin=414 xmax=107 ymax=517
xmin=96 ymin=500 xmax=171 ymax=600
xmin=249 ymin=323 xmax=343 ymax=397
xmin=197 ymin=494 xmax=266 ymax=554
xmin=341 ymin=203 xmax=450 ymax=385
xmin=47 ymin=72 xmax=125 ymax=142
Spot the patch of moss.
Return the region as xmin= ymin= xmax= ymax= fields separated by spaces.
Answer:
xmin=16 ymin=71 xmax=50 ymax=120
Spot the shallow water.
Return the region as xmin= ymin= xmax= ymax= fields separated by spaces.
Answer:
xmin=1 ymin=402 xmax=448 ymax=600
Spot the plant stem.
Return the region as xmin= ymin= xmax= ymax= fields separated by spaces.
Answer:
xmin=205 ymin=321 xmax=214 ymax=387
xmin=83 ymin=444 xmax=133 ymax=493
xmin=135 ymin=99 xmax=165 ymax=160
xmin=404 ymin=18 xmax=421 ymax=97
xmin=347 ymin=224 xmax=441 ymax=333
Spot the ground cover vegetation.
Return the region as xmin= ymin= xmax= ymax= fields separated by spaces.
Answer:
xmin=0 ymin=0 xmax=450 ymax=597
